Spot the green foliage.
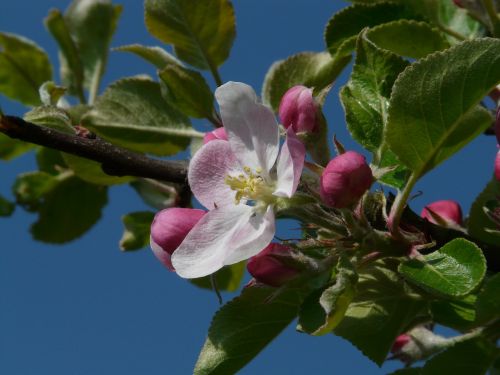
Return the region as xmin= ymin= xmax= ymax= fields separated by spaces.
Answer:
xmin=399 ymin=239 xmax=486 ymax=298
xmin=262 ymin=52 xmax=350 ymax=111
xmin=36 ymin=148 xmax=67 ymax=175
xmin=81 ymin=77 xmax=198 ymax=156
xmin=0 ymin=194 xmax=15 ymax=217
xmin=190 ymin=262 xmax=246 ymax=293
xmin=158 ymin=65 xmax=215 ymax=119
xmin=386 ymin=38 xmax=500 ymax=179
xmin=62 ymin=154 xmax=133 ymax=186
xmin=114 ymin=44 xmax=182 ymax=69
xmin=24 ymin=106 xmax=75 ymax=134
xmin=144 ymin=0 xmax=235 ymax=70
xmin=0 ymin=134 xmax=32 ymax=161
xmin=194 ymin=286 xmax=304 ymax=375
xmin=475 ymin=273 xmax=500 ymax=324
xmin=0 ymin=32 xmax=52 ymax=106
xmin=39 ymin=81 xmax=67 ymax=106
xmin=13 ymin=171 xmax=59 ymax=211
xmin=430 ymin=294 xmax=477 ymax=331
xmin=120 ymin=211 xmax=155 ymax=251
xmin=468 ymin=178 xmax=500 ymax=247
xmin=334 ymin=261 xmax=428 ymax=365
xmin=130 ymin=180 xmax=177 ymax=210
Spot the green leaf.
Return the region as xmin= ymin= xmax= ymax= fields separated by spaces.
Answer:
xmin=144 ymin=0 xmax=235 ymax=70
xmin=334 ymin=261 xmax=428 ymax=365
xmin=39 ymin=81 xmax=67 ymax=106
xmin=158 ymin=64 xmax=215 ymax=119
xmin=82 ymin=77 xmax=198 ymax=156
xmin=114 ymin=44 xmax=182 ymax=69
xmin=324 ymin=2 xmax=415 ymax=56
xmin=31 ymin=175 xmax=108 ymax=244
xmin=0 ymin=32 xmax=52 ymax=106
xmin=386 ymin=38 xmax=500 ymax=178
xmin=194 ymin=286 xmax=304 ymax=375
xmin=468 ymin=178 xmax=500 ymax=247
xmin=12 ymin=171 xmax=59 ymax=211
xmin=120 ymin=211 xmax=155 ymax=251
xmin=24 ymin=106 xmax=75 ymax=134
xmin=366 ymin=20 xmax=449 ymax=59
xmin=190 ymin=262 xmax=246 ymax=293
xmin=63 ymin=0 xmax=122 ymax=94
xmin=262 ymin=52 xmax=350 ymax=111
xmin=130 ymin=180 xmax=177 ymax=210
xmin=0 ymin=133 xmax=32 ymax=161
xmin=36 ymin=148 xmax=67 ymax=175
xmin=475 ymin=273 xmax=500 ymax=324
xmin=0 ymin=194 xmax=15 ymax=217
xmin=399 ymin=238 xmax=486 ymax=298
xmin=421 ymin=338 xmax=497 ymax=375
xmin=431 ymin=294 xmax=477 ymax=330
xmin=62 ymin=154 xmax=133 ymax=186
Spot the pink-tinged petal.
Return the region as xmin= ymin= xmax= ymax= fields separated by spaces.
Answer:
xmin=223 ymin=205 xmax=276 ymax=265
xmin=495 ymin=150 xmax=500 ymax=181
xmin=274 ymin=128 xmax=306 ymax=198
xmin=172 ymin=205 xmax=257 ymax=278
xmin=189 ymin=139 xmax=240 ymax=209
xmin=215 ymin=82 xmax=279 ymax=177
xmin=150 ymin=236 xmax=174 ymax=271
xmin=203 ymin=127 xmax=228 ymax=144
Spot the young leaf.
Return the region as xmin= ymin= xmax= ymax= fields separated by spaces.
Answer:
xmin=144 ymin=0 xmax=235 ymax=70
xmin=24 ymin=106 xmax=75 ymax=134
xmin=62 ymin=154 xmax=133 ymax=186
xmin=36 ymin=148 xmax=67 ymax=175
xmin=39 ymin=81 xmax=67 ymax=106
xmin=334 ymin=261 xmax=428 ymax=365
xmin=324 ymin=2 xmax=415 ymax=56
xmin=82 ymin=77 xmax=199 ymax=156
xmin=386 ymin=38 xmax=500 ymax=179
xmin=475 ymin=273 xmax=500 ymax=324
xmin=421 ymin=338 xmax=497 ymax=375
xmin=130 ymin=180 xmax=177 ymax=210
xmin=31 ymin=176 xmax=108 ymax=244
xmin=12 ymin=171 xmax=59 ymax=211
xmin=114 ymin=44 xmax=182 ymax=69
xmin=120 ymin=211 xmax=155 ymax=251
xmin=430 ymin=294 xmax=477 ymax=330
xmin=158 ymin=64 xmax=215 ymax=119
xmin=399 ymin=238 xmax=486 ymax=298
xmin=468 ymin=177 xmax=500 ymax=247
xmin=0 ymin=32 xmax=52 ymax=106
xmin=0 ymin=194 xmax=15 ymax=217
xmin=194 ymin=286 xmax=304 ymax=375
xmin=189 ymin=262 xmax=246 ymax=293
xmin=262 ymin=52 xmax=350 ymax=111
xmin=0 ymin=134 xmax=32 ymax=161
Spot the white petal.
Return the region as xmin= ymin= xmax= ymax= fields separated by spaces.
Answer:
xmin=215 ymin=82 xmax=279 ymax=178
xmin=273 ymin=128 xmax=306 ymax=198
xmin=223 ymin=205 xmax=276 ymax=265
xmin=188 ymin=140 xmax=240 ymax=209
xmin=172 ymin=205 xmax=255 ymax=278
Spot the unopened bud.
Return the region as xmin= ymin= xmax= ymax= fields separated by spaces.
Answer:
xmin=421 ymin=200 xmax=463 ymax=226
xmin=391 ymin=334 xmax=411 ymax=354
xmin=203 ymin=127 xmax=228 ymax=144
xmin=495 ymin=150 xmax=500 ymax=181
xmin=320 ymin=151 xmax=373 ymax=208
xmin=279 ymin=85 xmax=319 ymax=133
xmin=150 ymin=208 xmax=206 ymax=270
xmin=247 ymin=243 xmax=300 ymax=287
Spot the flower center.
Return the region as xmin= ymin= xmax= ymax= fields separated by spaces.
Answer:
xmin=225 ymin=167 xmax=274 ymax=205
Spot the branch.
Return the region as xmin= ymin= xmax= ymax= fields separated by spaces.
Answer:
xmin=0 ymin=115 xmax=188 ymax=183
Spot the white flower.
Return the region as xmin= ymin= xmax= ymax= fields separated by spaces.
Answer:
xmin=171 ymin=82 xmax=305 ymax=278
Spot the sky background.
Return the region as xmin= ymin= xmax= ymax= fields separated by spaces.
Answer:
xmin=0 ymin=1 xmax=497 ymax=374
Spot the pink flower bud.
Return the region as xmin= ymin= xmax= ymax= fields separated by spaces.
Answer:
xmin=495 ymin=150 xmax=500 ymax=181
xmin=150 ymin=208 xmax=206 ymax=270
xmin=203 ymin=127 xmax=228 ymax=144
xmin=279 ymin=85 xmax=319 ymax=133
xmin=320 ymin=151 xmax=373 ymax=208
xmin=247 ymin=243 xmax=300 ymax=287
xmin=391 ymin=334 xmax=412 ymax=354
xmin=421 ymin=200 xmax=463 ymax=226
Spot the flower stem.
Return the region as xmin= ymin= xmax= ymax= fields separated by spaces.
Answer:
xmin=389 ymin=171 xmax=419 ymax=236
xmin=482 ymin=0 xmax=500 ymax=37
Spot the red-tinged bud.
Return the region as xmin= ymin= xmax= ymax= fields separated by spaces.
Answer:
xmin=320 ymin=151 xmax=373 ymax=208
xmin=203 ymin=127 xmax=228 ymax=144
xmin=391 ymin=334 xmax=411 ymax=354
xmin=150 ymin=208 xmax=206 ymax=271
xmin=495 ymin=150 xmax=500 ymax=181
xmin=496 ymin=107 xmax=500 ymax=145
xmin=247 ymin=243 xmax=300 ymax=287
xmin=452 ymin=0 xmax=464 ymax=7
xmin=421 ymin=200 xmax=463 ymax=226
xmin=279 ymin=85 xmax=319 ymax=133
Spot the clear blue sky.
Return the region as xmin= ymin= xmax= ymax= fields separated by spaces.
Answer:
xmin=0 ymin=1 xmax=496 ymax=374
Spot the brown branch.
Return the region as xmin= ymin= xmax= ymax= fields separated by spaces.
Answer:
xmin=0 ymin=115 xmax=188 ymax=183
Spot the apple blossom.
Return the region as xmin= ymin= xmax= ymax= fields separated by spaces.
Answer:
xmin=247 ymin=243 xmax=300 ymax=287
xmin=421 ymin=200 xmax=463 ymax=226
xmin=203 ymin=127 xmax=228 ymax=144
xmin=279 ymin=85 xmax=319 ymax=133
xmin=320 ymin=151 xmax=373 ymax=208
xmin=150 ymin=208 xmax=206 ymax=271
xmin=170 ymin=82 xmax=306 ymax=279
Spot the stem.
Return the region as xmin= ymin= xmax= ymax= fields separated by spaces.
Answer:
xmin=88 ymin=60 xmax=104 ymax=105
xmin=389 ymin=172 xmax=419 ymax=236
xmin=482 ymin=0 xmax=500 ymax=37
xmin=437 ymin=24 xmax=468 ymax=41
xmin=208 ymin=62 xmax=223 ymax=87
